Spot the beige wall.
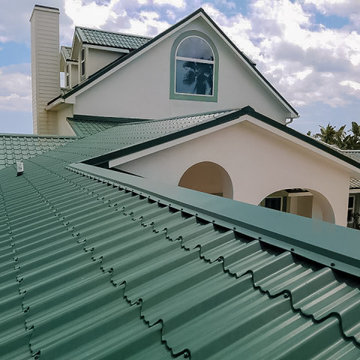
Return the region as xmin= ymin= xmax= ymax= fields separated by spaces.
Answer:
xmin=114 ymin=119 xmax=351 ymax=226
xmin=73 ymin=17 xmax=292 ymax=123
xmin=31 ymin=6 xmax=60 ymax=134
xmin=87 ymin=48 xmax=122 ymax=77
xmin=56 ymin=104 xmax=75 ymax=136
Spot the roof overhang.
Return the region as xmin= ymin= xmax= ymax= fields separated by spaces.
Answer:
xmin=100 ymin=108 xmax=360 ymax=179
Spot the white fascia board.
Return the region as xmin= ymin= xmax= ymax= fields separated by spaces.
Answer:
xmin=248 ymin=116 xmax=360 ymax=177
xmin=85 ymin=44 xmax=130 ymax=53
xmin=66 ymin=12 xmax=204 ymax=101
xmin=109 ymin=111 xmax=244 ymax=168
xmin=200 ymin=16 xmax=298 ymax=119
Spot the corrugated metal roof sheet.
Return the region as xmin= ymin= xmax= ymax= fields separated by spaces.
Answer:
xmin=0 ymin=134 xmax=75 ymax=170
xmin=0 ymin=148 xmax=359 ymax=358
xmin=0 ymin=108 xmax=359 ymax=358
xmin=76 ymin=27 xmax=150 ymax=50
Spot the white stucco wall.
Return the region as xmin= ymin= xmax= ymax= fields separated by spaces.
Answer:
xmin=73 ymin=17 xmax=292 ymax=123
xmin=114 ymin=120 xmax=351 ymax=226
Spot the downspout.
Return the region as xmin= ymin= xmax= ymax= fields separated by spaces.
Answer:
xmin=285 ymin=117 xmax=294 ymax=126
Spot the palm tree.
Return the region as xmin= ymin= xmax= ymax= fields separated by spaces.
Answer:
xmin=314 ymin=124 xmax=337 ymax=145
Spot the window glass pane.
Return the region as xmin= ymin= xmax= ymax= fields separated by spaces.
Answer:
xmin=348 ymin=196 xmax=354 ymax=208
xmin=177 ymin=37 xmax=213 ymax=60
xmin=264 ymin=197 xmax=282 ymax=211
xmin=176 ymin=60 xmax=213 ymax=95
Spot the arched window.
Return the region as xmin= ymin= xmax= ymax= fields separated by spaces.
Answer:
xmin=170 ymin=31 xmax=218 ymax=102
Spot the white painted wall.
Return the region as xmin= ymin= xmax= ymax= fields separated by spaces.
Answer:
xmin=30 ymin=5 xmax=60 ymax=135
xmin=74 ymin=17 xmax=292 ymax=123
xmin=114 ymin=120 xmax=351 ymax=226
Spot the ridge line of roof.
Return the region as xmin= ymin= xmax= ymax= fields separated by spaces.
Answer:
xmin=80 ymin=106 xmax=360 ymax=170
xmin=68 ymin=163 xmax=360 ymax=279
xmin=83 ymin=107 xmax=247 ymax=166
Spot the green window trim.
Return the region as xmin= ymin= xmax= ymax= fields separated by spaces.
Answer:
xmin=170 ymin=30 xmax=219 ymax=102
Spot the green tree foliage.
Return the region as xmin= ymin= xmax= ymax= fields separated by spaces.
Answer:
xmin=310 ymin=122 xmax=360 ymax=150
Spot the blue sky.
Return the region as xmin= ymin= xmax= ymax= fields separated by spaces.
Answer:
xmin=0 ymin=0 xmax=359 ymax=135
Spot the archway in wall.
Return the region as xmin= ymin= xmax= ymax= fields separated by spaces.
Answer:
xmin=178 ymin=161 xmax=233 ymax=199
xmin=259 ymin=188 xmax=335 ymax=224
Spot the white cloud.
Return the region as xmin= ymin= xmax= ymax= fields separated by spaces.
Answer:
xmin=153 ymin=0 xmax=186 ymax=9
xmin=340 ymin=80 xmax=360 ymax=91
xmin=64 ymin=0 xmax=120 ymax=28
xmin=0 ymin=64 xmax=31 ymax=112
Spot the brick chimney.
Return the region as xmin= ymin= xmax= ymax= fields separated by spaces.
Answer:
xmin=30 ymin=5 xmax=60 ymax=134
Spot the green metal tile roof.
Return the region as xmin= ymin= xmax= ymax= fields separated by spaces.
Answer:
xmin=61 ymin=46 xmax=73 ymax=61
xmin=76 ymin=27 xmax=150 ymax=50
xmin=0 ymin=134 xmax=75 ymax=170
xmin=0 ymin=144 xmax=359 ymax=358
xmin=67 ymin=115 xmax=151 ymax=137
xmin=0 ymin=108 xmax=359 ymax=358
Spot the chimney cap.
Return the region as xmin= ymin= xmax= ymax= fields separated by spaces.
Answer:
xmin=30 ymin=4 xmax=59 ymax=21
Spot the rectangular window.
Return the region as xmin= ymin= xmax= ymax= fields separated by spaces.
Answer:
xmin=347 ymin=196 xmax=355 ymax=222
xmin=81 ymin=48 xmax=85 ymax=77
xmin=66 ymin=64 xmax=70 ymax=87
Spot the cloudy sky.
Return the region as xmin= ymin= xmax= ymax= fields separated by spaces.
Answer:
xmin=0 ymin=0 xmax=359 ymax=135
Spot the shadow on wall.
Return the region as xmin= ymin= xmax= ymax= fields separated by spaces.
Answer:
xmin=178 ymin=161 xmax=233 ymax=199
xmin=259 ymin=188 xmax=335 ymax=224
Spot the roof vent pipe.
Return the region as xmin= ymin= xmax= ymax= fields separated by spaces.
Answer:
xmin=16 ymin=161 xmax=24 ymax=176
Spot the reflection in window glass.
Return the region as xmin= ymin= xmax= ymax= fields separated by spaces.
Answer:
xmin=176 ymin=60 xmax=213 ymax=95
xmin=175 ymin=36 xmax=215 ymax=96
xmin=177 ymin=37 xmax=213 ymax=60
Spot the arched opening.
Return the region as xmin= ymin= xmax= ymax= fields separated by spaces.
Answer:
xmin=259 ymin=188 xmax=335 ymax=223
xmin=178 ymin=161 xmax=233 ymax=199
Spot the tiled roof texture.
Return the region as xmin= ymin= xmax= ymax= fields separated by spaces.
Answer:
xmin=0 ymin=134 xmax=75 ymax=170
xmin=350 ymin=178 xmax=360 ymax=189
xmin=0 ymin=110 xmax=359 ymax=358
xmin=76 ymin=27 xmax=150 ymax=50
xmin=0 ymin=149 xmax=359 ymax=358
xmin=68 ymin=119 xmax=121 ymax=137
xmin=67 ymin=116 xmax=152 ymax=137
xmin=61 ymin=46 xmax=72 ymax=60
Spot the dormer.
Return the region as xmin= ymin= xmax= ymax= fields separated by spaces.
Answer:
xmin=60 ymin=46 xmax=78 ymax=89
